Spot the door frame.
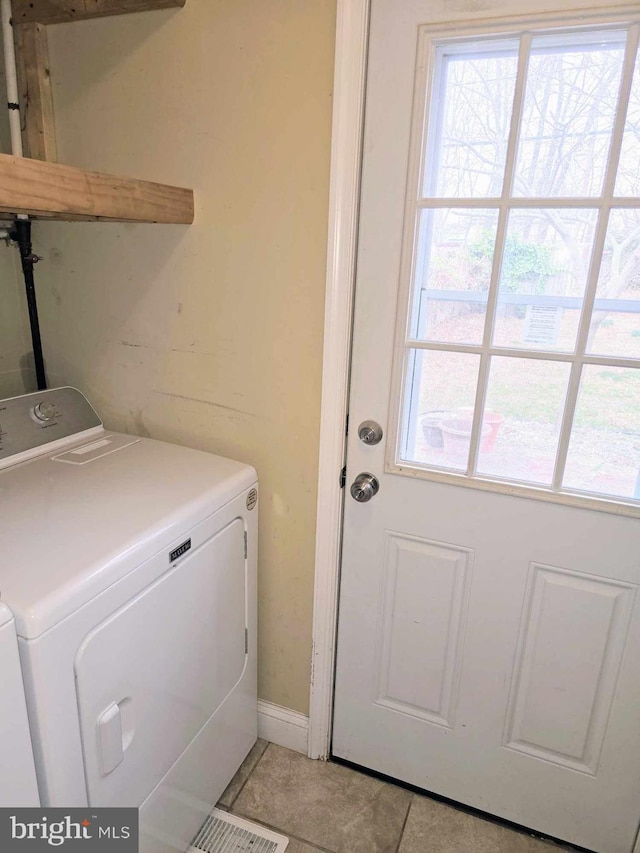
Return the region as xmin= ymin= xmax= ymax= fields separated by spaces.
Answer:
xmin=308 ymin=0 xmax=370 ymax=762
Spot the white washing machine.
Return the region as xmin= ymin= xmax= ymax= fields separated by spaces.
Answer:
xmin=0 ymin=387 xmax=258 ymax=852
xmin=0 ymin=602 xmax=39 ymax=807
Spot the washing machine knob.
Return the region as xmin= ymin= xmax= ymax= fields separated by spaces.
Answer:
xmin=33 ymin=401 xmax=56 ymax=422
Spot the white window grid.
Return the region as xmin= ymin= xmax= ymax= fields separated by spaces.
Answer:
xmin=389 ymin=14 xmax=640 ymax=514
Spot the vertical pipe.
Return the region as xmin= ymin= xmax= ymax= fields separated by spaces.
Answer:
xmin=1 ymin=0 xmax=23 ymax=157
xmin=2 ymin=0 xmax=47 ymax=390
xmin=12 ymin=220 xmax=46 ymax=390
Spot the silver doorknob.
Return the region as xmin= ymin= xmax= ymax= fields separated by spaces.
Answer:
xmin=350 ymin=473 xmax=380 ymax=503
xmin=358 ymin=420 xmax=383 ymax=445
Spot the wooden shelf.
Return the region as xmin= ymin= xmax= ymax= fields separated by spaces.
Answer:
xmin=5 ymin=1 xmax=192 ymax=225
xmin=13 ymin=1 xmax=186 ymax=26
xmin=0 ymin=153 xmax=194 ymax=223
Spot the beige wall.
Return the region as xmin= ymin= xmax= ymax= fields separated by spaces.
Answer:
xmin=0 ymin=52 xmax=34 ymax=398
xmin=35 ymin=0 xmax=336 ymax=714
xmin=0 ymin=248 xmax=32 ymax=398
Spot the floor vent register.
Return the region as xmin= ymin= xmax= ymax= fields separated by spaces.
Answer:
xmin=189 ymin=809 xmax=289 ymax=853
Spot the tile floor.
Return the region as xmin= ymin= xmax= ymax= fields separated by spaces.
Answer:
xmin=216 ymin=741 xmax=574 ymax=853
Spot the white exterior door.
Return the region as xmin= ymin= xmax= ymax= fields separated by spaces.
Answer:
xmin=332 ymin=3 xmax=640 ymax=852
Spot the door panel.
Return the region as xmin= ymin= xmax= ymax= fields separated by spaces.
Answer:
xmin=375 ymin=533 xmax=472 ymax=728
xmin=333 ymin=3 xmax=640 ymax=851
xmin=505 ymin=566 xmax=636 ymax=774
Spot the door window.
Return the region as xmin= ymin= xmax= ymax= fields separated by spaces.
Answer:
xmin=397 ymin=18 xmax=640 ymax=510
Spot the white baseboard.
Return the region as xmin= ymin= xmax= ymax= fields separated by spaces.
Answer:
xmin=257 ymin=700 xmax=309 ymax=755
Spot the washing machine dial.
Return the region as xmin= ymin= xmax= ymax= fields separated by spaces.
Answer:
xmin=33 ymin=401 xmax=57 ymax=422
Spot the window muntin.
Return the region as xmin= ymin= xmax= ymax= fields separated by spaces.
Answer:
xmin=411 ymin=208 xmax=499 ymax=345
xmin=491 ymin=208 xmax=598 ymax=353
xmin=587 ymin=207 xmax=640 ymax=358
xmin=613 ymin=44 xmax=640 ymax=196
xmin=475 ymin=356 xmax=571 ymax=485
xmin=514 ymin=31 xmax=626 ymax=199
xmin=424 ymin=41 xmax=518 ymax=198
xmin=397 ymin=20 xmax=640 ymax=510
xmin=405 ymin=349 xmax=481 ymax=471
xmin=563 ymin=365 xmax=640 ymax=499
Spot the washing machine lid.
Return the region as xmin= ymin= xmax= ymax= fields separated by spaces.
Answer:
xmin=0 ymin=431 xmax=256 ymax=639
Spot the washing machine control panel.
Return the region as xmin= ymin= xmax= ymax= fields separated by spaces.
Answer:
xmin=0 ymin=387 xmax=102 ymax=464
xmin=33 ymin=400 xmax=57 ymax=422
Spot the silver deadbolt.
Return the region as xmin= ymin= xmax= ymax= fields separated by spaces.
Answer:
xmin=350 ymin=472 xmax=380 ymax=503
xmin=358 ymin=420 xmax=383 ymax=445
